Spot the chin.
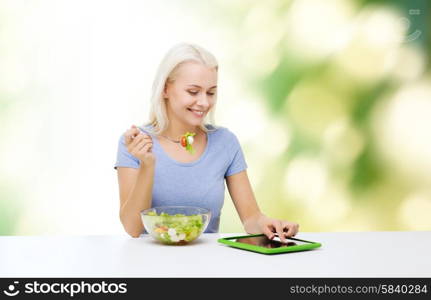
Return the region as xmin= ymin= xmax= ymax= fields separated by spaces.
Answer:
xmin=189 ymin=121 xmax=203 ymax=127
xmin=186 ymin=115 xmax=203 ymax=124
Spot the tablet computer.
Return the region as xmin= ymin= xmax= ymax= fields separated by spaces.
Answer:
xmin=218 ymin=233 xmax=322 ymax=254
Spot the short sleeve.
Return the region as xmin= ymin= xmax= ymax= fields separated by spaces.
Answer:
xmin=114 ymin=134 xmax=140 ymax=170
xmin=224 ymin=131 xmax=248 ymax=177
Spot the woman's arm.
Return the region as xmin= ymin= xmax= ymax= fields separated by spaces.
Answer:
xmin=118 ymin=164 xmax=155 ymax=238
xmin=225 ymin=170 xmax=261 ymax=230
xmin=226 ymin=170 xmax=299 ymax=242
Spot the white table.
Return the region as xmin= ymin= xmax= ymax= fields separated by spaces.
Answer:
xmin=0 ymin=231 xmax=430 ymax=277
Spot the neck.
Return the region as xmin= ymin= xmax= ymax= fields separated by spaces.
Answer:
xmin=162 ymin=120 xmax=203 ymax=139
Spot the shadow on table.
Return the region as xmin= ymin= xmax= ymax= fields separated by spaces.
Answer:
xmin=141 ymin=237 xmax=208 ymax=246
xmin=218 ymin=244 xmax=323 ymax=256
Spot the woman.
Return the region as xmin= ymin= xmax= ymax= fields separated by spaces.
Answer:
xmin=114 ymin=42 xmax=299 ymax=242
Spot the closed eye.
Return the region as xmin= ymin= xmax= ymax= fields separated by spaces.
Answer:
xmin=188 ymin=91 xmax=215 ymax=96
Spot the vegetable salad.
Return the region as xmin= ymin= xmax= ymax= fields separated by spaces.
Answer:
xmin=146 ymin=211 xmax=204 ymax=244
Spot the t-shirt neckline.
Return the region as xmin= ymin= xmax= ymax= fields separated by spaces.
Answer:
xmin=140 ymin=125 xmax=212 ymax=167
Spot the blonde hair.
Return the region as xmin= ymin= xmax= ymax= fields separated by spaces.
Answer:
xmin=144 ymin=42 xmax=219 ymax=135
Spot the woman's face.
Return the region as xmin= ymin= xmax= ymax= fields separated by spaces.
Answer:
xmin=163 ymin=61 xmax=217 ymax=128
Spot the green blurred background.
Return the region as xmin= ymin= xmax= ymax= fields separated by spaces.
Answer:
xmin=0 ymin=0 xmax=430 ymax=235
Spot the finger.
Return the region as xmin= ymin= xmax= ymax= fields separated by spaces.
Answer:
xmin=275 ymin=221 xmax=286 ymax=243
xmin=130 ymin=128 xmax=141 ymax=139
xmin=128 ymin=137 xmax=144 ymax=153
xmin=125 ymin=135 xmax=130 ymax=145
xmin=262 ymin=226 xmax=274 ymax=240
xmin=130 ymin=134 xmax=145 ymax=148
xmin=133 ymin=139 xmax=151 ymax=152
xmin=139 ymin=143 xmax=153 ymax=153
xmin=132 ymin=132 xmax=152 ymax=143
xmin=130 ymin=136 xmax=143 ymax=150
xmin=284 ymin=223 xmax=296 ymax=238
xmin=125 ymin=128 xmax=141 ymax=144
xmin=132 ymin=134 xmax=152 ymax=148
xmin=125 ymin=132 xmax=134 ymax=145
xmin=141 ymin=135 xmax=152 ymax=142
xmin=292 ymin=223 xmax=300 ymax=237
xmin=138 ymin=141 xmax=153 ymax=152
xmin=130 ymin=141 xmax=147 ymax=157
xmin=142 ymin=138 xmax=153 ymax=152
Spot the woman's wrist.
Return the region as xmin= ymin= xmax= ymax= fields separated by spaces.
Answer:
xmin=139 ymin=159 xmax=155 ymax=169
xmin=138 ymin=161 xmax=155 ymax=180
xmin=243 ymin=212 xmax=264 ymax=234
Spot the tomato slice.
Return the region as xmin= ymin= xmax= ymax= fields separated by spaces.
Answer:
xmin=180 ymin=136 xmax=187 ymax=147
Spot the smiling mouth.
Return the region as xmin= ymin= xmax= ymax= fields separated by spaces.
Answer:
xmin=187 ymin=108 xmax=205 ymax=117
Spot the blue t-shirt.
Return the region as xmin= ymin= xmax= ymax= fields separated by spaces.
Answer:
xmin=114 ymin=124 xmax=248 ymax=233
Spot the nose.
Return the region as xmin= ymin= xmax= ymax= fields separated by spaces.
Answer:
xmin=196 ymin=92 xmax=210 ymax=109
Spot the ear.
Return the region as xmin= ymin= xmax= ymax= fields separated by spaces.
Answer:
xmin=162 ymin=83 xmax=168 ymax=99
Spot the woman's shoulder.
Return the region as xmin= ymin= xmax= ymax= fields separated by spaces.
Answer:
xmin=206 ymin=124 xmax=239 ymax=143
xmin=206 ymin=124 xmax=227 ymax=135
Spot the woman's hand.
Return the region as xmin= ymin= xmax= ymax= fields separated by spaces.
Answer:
xmin=244 ymin=213 xmax=300 ymax=243
xmin=124 ymin=125 xmax=155 ymax=167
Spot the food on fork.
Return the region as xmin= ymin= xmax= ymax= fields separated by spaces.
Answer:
xmin=181 ymin=132 xmax=196 ymax=154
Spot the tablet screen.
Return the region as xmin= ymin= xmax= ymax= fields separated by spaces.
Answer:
xmin=235 ymin=235 xmax=310 ymax=248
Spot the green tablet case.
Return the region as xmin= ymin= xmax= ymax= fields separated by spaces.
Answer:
xmin=218 ymin=233 xmax=322 ymax=254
